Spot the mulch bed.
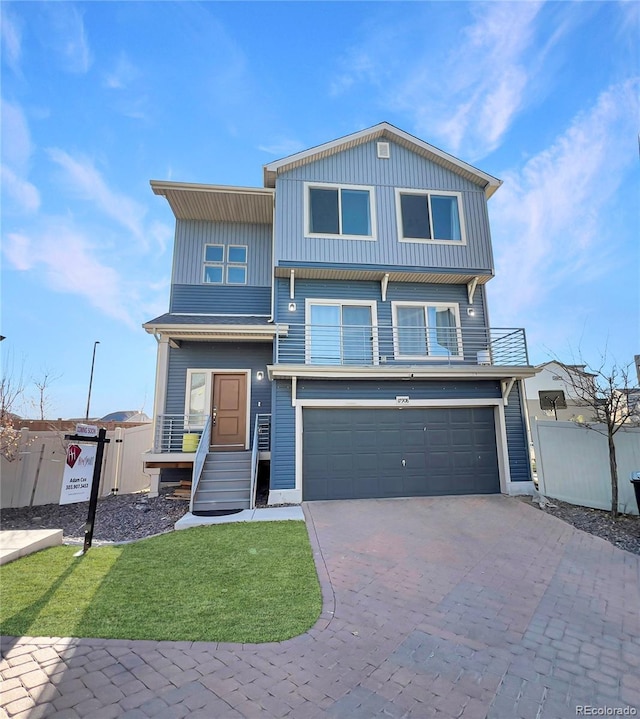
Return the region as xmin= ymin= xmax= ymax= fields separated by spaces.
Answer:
xmin=0 ymin=488 xmax=189 ymax=544
xmin=520 ymin=495 xmax=640 ymax=555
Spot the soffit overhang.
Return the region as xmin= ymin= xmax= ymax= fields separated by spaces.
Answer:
xmin=263 ymin=122 xmax=502 ymax=199
xmin=150 ymin=181 xmax=274 ymax=223
xmin=143 ymin=322 xmax=287 ymax=343
xmin=274 ymin=265 xmax=493 ymax=285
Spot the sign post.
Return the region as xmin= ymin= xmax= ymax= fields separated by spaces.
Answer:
xmin=63 ymin=426 xmax=110 ymax=556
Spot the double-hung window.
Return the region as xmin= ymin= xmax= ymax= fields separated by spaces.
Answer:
xmin=203 ymin=245 xmax=247 ymax=284
xmin=306 ymin=300 xmax=378 ymax=365
xmin=396 ymin=189 xmax=465 ymax=244
xmin=392 ymin=302 xmax=462 ymax=359
xmin=306 ymin=183 xmax=375 ymax=240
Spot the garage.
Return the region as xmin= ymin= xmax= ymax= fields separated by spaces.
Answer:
xmin=302 ymin=407 xmax=500 ymax=501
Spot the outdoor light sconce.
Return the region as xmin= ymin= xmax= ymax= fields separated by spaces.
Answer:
xmin=467 ymin=307 xmax=476 ymax=317
xmin=288 ymin=302 xmax=297 ymax=312
xmin=256 ymin=371 xmax=264 ymax=381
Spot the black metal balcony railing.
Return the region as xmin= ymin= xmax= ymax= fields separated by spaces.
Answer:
xmin=274 ymin=324 xmax=529 ymax=367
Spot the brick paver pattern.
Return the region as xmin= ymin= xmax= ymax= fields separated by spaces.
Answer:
xmin=1 ymin=496 xmax=639 ymax=718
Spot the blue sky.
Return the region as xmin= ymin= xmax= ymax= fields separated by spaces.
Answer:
xmin=1 ymin=1 xmax=638 ymax=419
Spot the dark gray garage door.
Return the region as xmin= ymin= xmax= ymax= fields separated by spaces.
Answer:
xmin=303 ymin=407 xmax=500 ymax=501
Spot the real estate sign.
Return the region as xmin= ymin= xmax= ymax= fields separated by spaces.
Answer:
xmin=60 ymin=443 xmax=97 ymax=505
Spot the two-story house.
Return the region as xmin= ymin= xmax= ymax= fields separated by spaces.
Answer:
xmin=143 ymin=123 xmax=535 ymax=516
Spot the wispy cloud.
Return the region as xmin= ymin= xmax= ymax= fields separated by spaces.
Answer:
xmin=46 ymin=149 xmax=147 ymax=244
xmin=1 ymin=6 xmax=22 ymax=74
xmin=41 ymin=3 xmax=91 ymax=74
xmin=103 ymin=52 xmax=139 ymax=90
xmin=0 ymin=99 xmax=40 ymax=213
xmin=330 ymin=3 xmax=556 ymax=160
xmin=258 ymin=138 xmax=306 ymax=157
xmin=489 ymin=79 xmax=639 ymax=324
xmin=3 ymin=219 xmax=136 ymax=326
xmin=397 ymin=3 xmax=544 ymax=159
xmin=0 ymin=166 xmax=40 ymax=213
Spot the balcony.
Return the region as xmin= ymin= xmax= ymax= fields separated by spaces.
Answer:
xmin=274 ymin=324 xmax=529 ymax=368
xmin=149 ymin=413 xmax=272 ymax=456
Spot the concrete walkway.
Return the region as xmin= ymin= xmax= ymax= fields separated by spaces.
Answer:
xmin=0 ymin=530 xmax=62 ymax=566
xmin=1 ymin=496 xmax=639 ymax=718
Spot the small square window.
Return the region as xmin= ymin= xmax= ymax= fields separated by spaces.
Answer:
xmin=227 ymin=266 xmax=247 ymax=284
xmin=228 ymin=246 xmax=247 ymax=264
xmin=204 ymin=265 xmax=223 ymax=284
xmin=205 ymin=245 xmax=224 ymax=262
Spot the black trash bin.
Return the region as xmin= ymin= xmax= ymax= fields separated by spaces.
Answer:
xmin=631 ymin=479 xmax=640 ymax=514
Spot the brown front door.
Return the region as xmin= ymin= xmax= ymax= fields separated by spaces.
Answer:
xmin=211 ymin=373 xmax=247 ymax=450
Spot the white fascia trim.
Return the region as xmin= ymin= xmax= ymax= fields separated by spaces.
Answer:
xmin=264 ymin=123 xmax=502 ymax=197
xmin=296 ymin=398 xmax=503 ymax=408
xmin=151 ymin=180 xmax=274 ymax=197
xmin=171 ymin=313 xmax=271 ymax=318
xmin=145 ymin=325 xmax=287 ymax=337
xmin=267 ymin=364 xmax=535 ymax=380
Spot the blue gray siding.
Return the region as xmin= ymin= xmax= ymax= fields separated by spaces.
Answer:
xmin=271 ymin=380 xmax=295 ymax=490
xmin=297 ymin=379 xmax=501 ymax=401
xmin=275 ymin=278 xmax=486 ymax=323
xmin=274 ymin=139 xmax=494 ymax=272
xmin=170 ymin=285 xmax=271 ymax=315
xmin=504 ymin=380 xmax=532 ymax=482
xmin=172 ymin=220 xmax=272 ymax=286
xmin=274 ymin=278 xmax=488 ymax=365
xmin=165 ymin=341 xmax=272 ymax=446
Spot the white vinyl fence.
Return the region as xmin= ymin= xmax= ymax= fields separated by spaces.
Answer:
xmin=532 ymin=420 xmax=640 ymax=515
xmin=1 ymin=425 xmax=153 ymax=509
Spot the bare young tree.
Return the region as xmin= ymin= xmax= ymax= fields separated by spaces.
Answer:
xmin=557 ymin=357 xmax=639 ymax=519
xmin=30 ymin=368 xmax=62 ymax=420
xmin=0 ymin=365 xmax=25 ymax=461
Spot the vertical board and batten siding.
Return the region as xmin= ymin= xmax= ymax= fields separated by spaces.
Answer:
xmin=271 ymin=380 xmax=295 ymax=490
xmin=269 ymin=379 xmax=530 ymax=491
xmin=503 ymin=380 xmax=532 ymax=482
xmin=170 ymin=285 xmax=271 ymax=315
xmin=172 ymin=220 xmax=272 ymax=286
xmin=274 ymin=139 xmax=494 ymax=272
xmin=165 ymin=342 xmax=273 ymax=445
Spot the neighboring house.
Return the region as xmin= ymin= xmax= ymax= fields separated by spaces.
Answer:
xmin=524 ymin=362 xmax=596 ymax=422
xmin=100 ymin=411 xmax=151 ymax=423
xmin=143 ymin=122 xmax=535 ymax=513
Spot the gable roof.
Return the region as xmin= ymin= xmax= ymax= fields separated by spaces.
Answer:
xmin=263 ymin=122 xmax=502 ymax=198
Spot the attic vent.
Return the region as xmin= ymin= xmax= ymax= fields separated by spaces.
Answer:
xmin=377 ymin=142 xmax=390 ymax=159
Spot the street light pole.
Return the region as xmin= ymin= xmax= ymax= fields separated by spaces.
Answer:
xmin=85 ymin=341 xmax=100 ymax=421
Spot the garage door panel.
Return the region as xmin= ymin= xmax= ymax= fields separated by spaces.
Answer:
xmin=303 ymin=407 xmax=500 ymax=500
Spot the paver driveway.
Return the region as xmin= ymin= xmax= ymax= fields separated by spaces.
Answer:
xmin=1 ymin=496 xmax=639 ymax=718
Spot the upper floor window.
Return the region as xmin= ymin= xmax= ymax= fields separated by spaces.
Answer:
xmin=392 ymin=302 xmax=462 ymax=359
xmin=203 ymin=244 xmax=247 ymax=284
xmin=305 ymin=182 xmax=376 ymax=240
xmin=306 ymin=299 xmax=378 ymax=365
xmin=396 ymin=189 xmax=466 ymax=244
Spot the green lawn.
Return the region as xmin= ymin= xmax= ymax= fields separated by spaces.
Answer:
xmin=0 ymin=521 xmax=322 ymax=643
